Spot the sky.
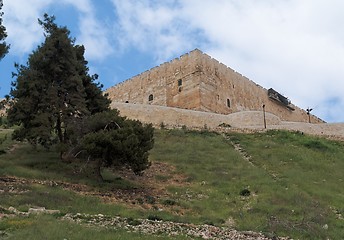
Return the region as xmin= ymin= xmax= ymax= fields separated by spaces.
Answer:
xmin=1 ymin=0 xmax=344 ymax=122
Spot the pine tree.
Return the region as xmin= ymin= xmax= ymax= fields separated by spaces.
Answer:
xmin=74 ymin=45 xmax=110 ymax=114
xmin=72 ymin=110 xmax=154 ymax=181
xmin=8 ymin=14 xmax=109 ymax=150
xmin=8 ymin=14 xmax=153 ymax=178
xmin=0 ymin=0 xmax=9 ymax=61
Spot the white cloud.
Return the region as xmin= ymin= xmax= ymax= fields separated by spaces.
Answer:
xmin=111 ymin=0 xmax=344 ymax=122
xmin=3 ymin=0 xmax=344 ymax=122
xmin=111 ymin=0 xmax=203 ymax=62
xmin=3 ymin=0 xmax=113 ymax=61
xmin=63 ymin=0 xmax=114 ymax=61
xmin=3 ymin=0 xmax=54 ymax=54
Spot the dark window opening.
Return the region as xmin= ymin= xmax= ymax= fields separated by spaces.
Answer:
xmin=227 ymin=99 xmax=231 ymax=108
xmin=178 ymin=79 xmax=183 ymax=86
xmin=148 ymin=94 xmax=153 ymax=102
xmin=178 ymin=87 xmax=182 ymax=92
xmin=125 ymin=101 xmax=129 ymax=103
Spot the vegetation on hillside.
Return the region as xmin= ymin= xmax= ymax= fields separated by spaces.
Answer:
xmin=8 ymin=14 xmax=110 ymax=149
xmin=5 ymin=14 xmax=153 ymax=179
xmin=0 ymin=6 xmax=342 ymax=240
xmin=0 ymin=128 xmax=343 ymax=239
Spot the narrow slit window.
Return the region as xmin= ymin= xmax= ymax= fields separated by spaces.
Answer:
xmin=148 ymin=94 xmax=153 ymax=102
xmin=178 ymin=79 xmax=183 ymax=86
xmin=227 ymin=99 xmax=231 ymax=108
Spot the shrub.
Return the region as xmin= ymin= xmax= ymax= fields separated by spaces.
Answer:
xmin=127 ymin=217 xmax=141 ymax=226
xmin=136 ymin=198 xmax=144 ymax=205
xmin=145 ymin=195 xmax=156 ymax=204
xmin=303 ymin=140 xmax=329 ymax=151
xmin=240 ymin=188 xmax=251 ymax=197
xmin=162 ymin=199 xmax=177 ymax=206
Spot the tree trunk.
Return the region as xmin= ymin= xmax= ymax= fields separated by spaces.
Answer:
xmin=94 ymin=158 xmax=103 ymax=182
xmin=56 ymin=113 xmax=64 ymax=159
xmin=56 ymin=114 xmax=63 ymax=143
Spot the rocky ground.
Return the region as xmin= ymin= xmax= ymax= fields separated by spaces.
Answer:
xmin=0 ymin=205 xmax=290 ymax=240
xmin=62 ymin=212 xmax=291 ymax=240
xmin=0 ymin=172 xmax=292 ymax=239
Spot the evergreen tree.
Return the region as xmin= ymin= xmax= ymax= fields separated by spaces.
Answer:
xmin=74 ymin=45 xmax=110 ymax=114
xmin=70 ymin=110 xmax=154 ymax=181
xmin=0 ymin=0 xmax=9 ymax=60
xmin=7 ymin=14 xmax=152 ymax=178
xmin=8 ymin=14 xmax=109 ymax=149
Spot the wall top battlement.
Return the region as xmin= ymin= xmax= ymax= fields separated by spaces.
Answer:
xmin=106 ymin=48 xmax=260 ymax=91
xmin=107 ymin=49 xmax=207 ymax=90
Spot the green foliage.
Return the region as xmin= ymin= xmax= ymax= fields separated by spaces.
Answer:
xmin=147 ymin=214 xmax=163 ymax=221
xmin=3 ymin=215 xmax=182 ymax=240
xmin=303 ymin=139 xmax=330 ymax=151
xmin=69 ymin=110 xmax=154 ymax=178
xmin=239 ymin=188 xmax=251 ymax=196
xmin=8 ymin=14 xmax=109 ymax=149
xmin=0 ymin=128 xmax=11 ymax=153
xmin=162 ymin=199 xmax=177 ymax=206
xmin=0 ymin=0 xmax=9 ymax=60
xmin=0 ymin=116 xmax=9 ymax=128
xmin=145 ymin=195 xmax=156 ymax=204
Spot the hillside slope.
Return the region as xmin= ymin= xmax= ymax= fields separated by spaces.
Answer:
xmin=0 ymin=128 xmax=343 ymax=239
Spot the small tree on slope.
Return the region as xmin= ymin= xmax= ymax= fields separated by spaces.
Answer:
xmin=69 ymin=110 xmax=154 ymax=181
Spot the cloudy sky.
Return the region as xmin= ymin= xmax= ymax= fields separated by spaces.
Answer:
xmin=1 ymin=0 xmax=343 ymax=122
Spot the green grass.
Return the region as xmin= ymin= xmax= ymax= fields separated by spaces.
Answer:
xmin=225 ymin=130 xmax=344 ymax=239
xmin=0 ymin=215 xmax=187 ymax=240
xmin=149 ymin=129 xmax=344 ymax=239
xmin=0 ymin=128 xmax=13 ymax=154
xmin=0 ymin=183 xmax=146 ymax=219
xmin=1 ymin=128 xmax=344 ymax=239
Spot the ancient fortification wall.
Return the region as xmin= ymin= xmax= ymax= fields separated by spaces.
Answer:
xmin=105 ymin=49 xmax=323 ymax=123
xmin=105 ymin=50 xmax=202 ymax=110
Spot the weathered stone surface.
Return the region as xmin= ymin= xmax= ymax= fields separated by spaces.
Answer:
xmin=111 ymin=102 xmax=344 ymax=140
xmin=105 ymin=49 xmax=323 ymax=124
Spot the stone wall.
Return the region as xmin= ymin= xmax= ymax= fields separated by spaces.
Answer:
xmin=105 ymin=49 xmax=323 ymax=123
xmin=111 ymin=102 xmax=344 ymax=141
xmin=106 ymin=50 xmax=202 ymax=111
xmin=111 ymin=102 xmax=281 ymax=129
